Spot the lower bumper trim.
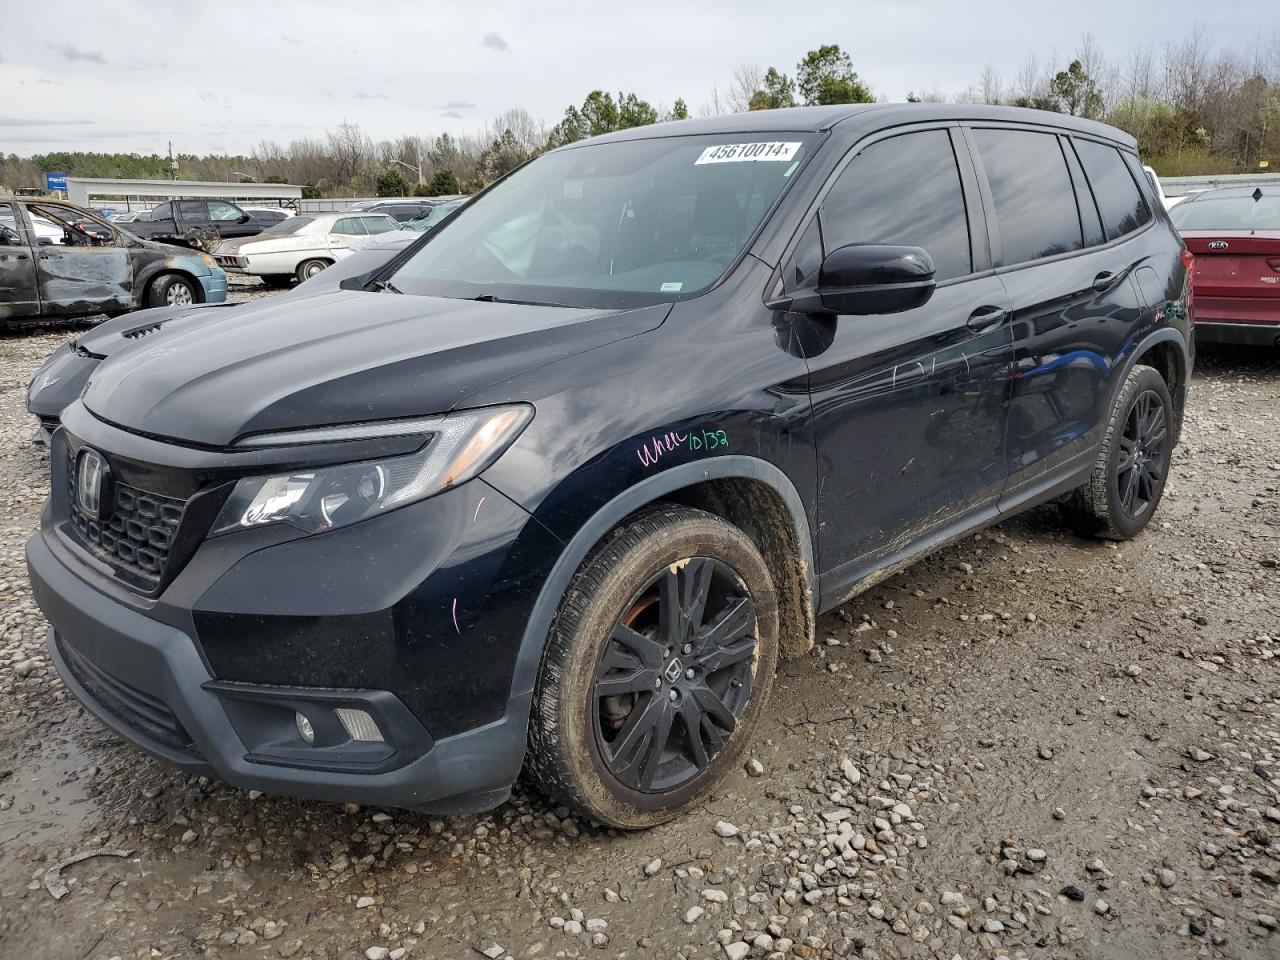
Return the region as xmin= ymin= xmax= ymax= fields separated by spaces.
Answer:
xmin=1194 ymin=321 xmax=1280 ymax=347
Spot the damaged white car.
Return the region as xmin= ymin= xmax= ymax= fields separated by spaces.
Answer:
xmin=213 ymin=212 xmax=399 ymax=286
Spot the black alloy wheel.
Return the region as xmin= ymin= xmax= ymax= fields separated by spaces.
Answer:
xmin=592 ymin=557 xmax=757 ymax=793
xmin=1115 ymin=388 xmax=1168 ymax=518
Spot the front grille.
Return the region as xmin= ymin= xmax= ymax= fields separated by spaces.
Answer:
xmin=65 ymin=449 xmax=186 ymax=589
xmin=58 ymin=636 xmax=199 ymax=756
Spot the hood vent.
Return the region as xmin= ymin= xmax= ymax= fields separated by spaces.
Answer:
xmin=122 ymin=322 xmax=164 ymax=340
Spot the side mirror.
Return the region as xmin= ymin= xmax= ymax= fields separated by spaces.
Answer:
xmin=816 ymin=244 xmax=936 ymax=315
xmin=239 ymin=213 xmax=252 ymax=224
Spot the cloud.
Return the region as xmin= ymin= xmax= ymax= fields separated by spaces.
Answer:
xmin=46 ymin=42 xmax=106 ymax=64
xmin=281 ymin=35 xmax=302 ymax=46
xmin=353 ymin=92 xmax=389 ymax=100
xmin=0 ymin=117 xmax=88 ymax=126
xmin=197 ymin=92 xmax=220 ymax=104
xmin=437 ymin=99 xmax=476 ymax=110
xmin=480 ymin=32 xmax=509 ymax=52
xmin=442 ymin=110 xmax=463 ymax=119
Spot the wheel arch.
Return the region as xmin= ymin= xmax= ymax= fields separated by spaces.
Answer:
xmin=508 ymin=456 xmax=816 ymax=710
xmin=1117 ymin=327 xmax=1191 ymax=440
xmin=137 ymin=267 xmax=204 ymax=307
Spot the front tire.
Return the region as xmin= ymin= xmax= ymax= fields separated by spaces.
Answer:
xmin=527 ymin=505 xmax=779 ymax=828
xmin=146 ymin=273 xmax=197 ymax=308
xmin=1061 ymin=364 xmax=1174 ymax=540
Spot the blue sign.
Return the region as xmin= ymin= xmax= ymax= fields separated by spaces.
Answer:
xmin=44 ymin=172 xmax=69 ymax=192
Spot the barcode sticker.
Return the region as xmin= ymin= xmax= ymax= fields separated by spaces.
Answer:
xmin=695 ymin=141 xmax=802 ymax=165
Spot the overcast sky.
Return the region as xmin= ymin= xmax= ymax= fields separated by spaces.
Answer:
xmin=1 ymin=0 xmax=1276 ymax=156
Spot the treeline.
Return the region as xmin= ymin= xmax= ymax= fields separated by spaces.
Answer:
xmin=908 ymin=30 xmax=1280 ymax=176
xmin=3 ymin=31 xmax=1277 ymax=198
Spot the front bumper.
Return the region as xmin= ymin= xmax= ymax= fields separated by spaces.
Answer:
xmin=28 ymin=415 xmax=563 ymax=812
xmin=198 ymin=269 xmax=229 ymax=303
xmin=28 ymin=528 xmax=535 ymax=812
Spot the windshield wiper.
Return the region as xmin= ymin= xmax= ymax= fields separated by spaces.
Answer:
xmin=372 ymin=278 xmax=403 ymax=294
xmin=469 ymin=293 xmax=575 ymax=308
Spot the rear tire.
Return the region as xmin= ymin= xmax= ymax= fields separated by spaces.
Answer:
xmin=1060 ymin=364 xmax=1173 ymax=540
xmin=295 ymin=258 xmax=330 ymax=282
xmin=146 ymin=273 xmax=197 ymax=308
xmin=527 ymin=505 xmax=779 ymax=829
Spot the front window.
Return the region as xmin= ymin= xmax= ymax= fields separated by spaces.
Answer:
xmin=210 ymin=201 xmax=245 ymax=221
xmin=390 ymin=133 xmax=817 ymax=308
xmin=1170 ymin=194 xmax=1280 ymax=231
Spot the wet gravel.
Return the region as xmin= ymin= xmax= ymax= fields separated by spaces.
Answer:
xmin=0 ymin=289 xmax=1277 ymax=960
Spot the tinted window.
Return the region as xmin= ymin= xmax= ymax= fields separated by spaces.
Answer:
xmin=973 ymin=129 xmax=1082 ymax=266
xmin=782 ymin=217 xmax=823 ymax=294
xmin=821 ymin=130 xmax=971 ymax=281
xmin=1061 ymin=141 xmax=1105 ymax=247
xmin=150 ymin=202 xmax=172 ymax=220
xmin=178 ymin=200 xmax=206 ymax=220
xmin=1074 ymin=140 xmax=1150 ymax=240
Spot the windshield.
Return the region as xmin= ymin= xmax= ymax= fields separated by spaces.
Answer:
xmin=390 ymin=133 xmax=815 ymax=307
xmin=259 ymin=216 xmax=316 ymax=236
xmin=1171 ymin=194 xmax=1280 ymax=231
xmin=404 ymin=199 xmax=465 ymax=233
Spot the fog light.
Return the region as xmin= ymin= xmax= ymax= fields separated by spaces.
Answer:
xmin=335 ymin=707 xmax=384 ymax=742
xmin=295 ymin=711 xmax=315 ymax=744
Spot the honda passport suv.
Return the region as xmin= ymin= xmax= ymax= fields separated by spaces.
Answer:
xmin=27 ymin=105 xmax=1192 ymax=827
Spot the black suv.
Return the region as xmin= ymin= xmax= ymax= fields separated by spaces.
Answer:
xmin=27 ymin=105 xmax=1192 ymax=827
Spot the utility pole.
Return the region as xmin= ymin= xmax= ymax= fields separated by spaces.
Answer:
xmin=167 ymin=141 xmax=179 ymax=180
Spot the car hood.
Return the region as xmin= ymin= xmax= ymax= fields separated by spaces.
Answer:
xmin=82 ymin=289 xmax=670 ymax=447
xmin=74 ymin=303 xmax=229 ymax=357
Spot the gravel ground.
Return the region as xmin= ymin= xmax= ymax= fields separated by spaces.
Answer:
xmin=0 ymin=283 xmax=1277 ymax=960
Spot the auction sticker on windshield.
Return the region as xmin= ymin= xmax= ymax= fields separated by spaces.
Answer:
xmin=695 ymin=142 xmax=801 ymax=165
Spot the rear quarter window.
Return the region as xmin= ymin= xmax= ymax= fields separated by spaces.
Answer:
xmin=972 ymin=128 xmax=1083 ymax=266
xmin=1073 ymin=139 xmax=1151 ymax=240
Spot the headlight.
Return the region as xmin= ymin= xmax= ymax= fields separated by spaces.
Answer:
xmin=201 ymin=254 xmax=217 ymax=268
xmin=211 ymin=405 xmax=531 ymax=535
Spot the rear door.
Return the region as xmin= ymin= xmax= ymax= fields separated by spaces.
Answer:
xmin=967 ymin=126 xmax=1150 ymax=507
xmin=27 ymin=203 xmax=132 ymax=315
xmin=0 ymin=200 xmax=41 ymax=318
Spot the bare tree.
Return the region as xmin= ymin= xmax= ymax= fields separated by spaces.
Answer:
xmin=726 ymin=64 xmax=765 ymax=113
xmin=979 ymin=63 xmax=1003 ymax=105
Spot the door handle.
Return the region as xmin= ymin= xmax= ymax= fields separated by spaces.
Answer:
xmin=1092 ymin=271 xmax=1116 ymax=293
xmin=965 ymin=306 xmax=1007 ymax=333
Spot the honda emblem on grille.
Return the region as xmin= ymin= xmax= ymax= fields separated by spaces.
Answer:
xmin=1208 ymin=240 xmax=1229 ymax=250
xmin=76 ymin=449 xmax=110 ymax=520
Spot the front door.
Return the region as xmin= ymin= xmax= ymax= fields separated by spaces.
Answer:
xmin=803 ymin=127 xmax=1013 ymax=590
xmin=209 ymin=201 xmax=256 ymax=238
xmin=27 ymin=203 xmax=132 ymax=315
xmin=0 ymin=201 xmax=41 ymax=319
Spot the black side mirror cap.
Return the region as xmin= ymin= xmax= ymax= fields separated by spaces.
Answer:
xmin=817 ymin=243 xmax=936 ymax=315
